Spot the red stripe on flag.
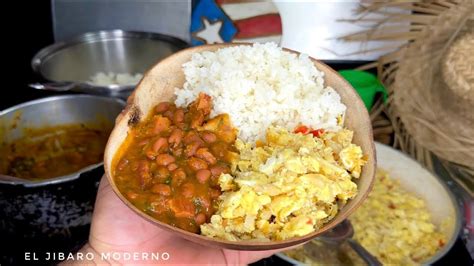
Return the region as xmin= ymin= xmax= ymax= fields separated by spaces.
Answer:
xmin=233 ymin=13 xmax=282 ymax=39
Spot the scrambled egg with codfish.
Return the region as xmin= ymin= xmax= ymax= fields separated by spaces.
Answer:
xmin=350 ymin=170 xmax=448 ymax=265
xmin=200 ymin=127 xmax=366 ymax=241
xmin=283 ymin=169 xmax=448 ymax=265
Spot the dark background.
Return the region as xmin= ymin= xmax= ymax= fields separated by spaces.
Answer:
xmin=1 ymin=1 xmax=56 ymax=110
xmin=1 ymin=1 xmax=471 ymax=265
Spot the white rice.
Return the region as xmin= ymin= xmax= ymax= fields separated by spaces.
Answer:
xmin=175 ymin=43 xmax=346 ymax=142
xmin=89 ymin=72 xmax=143 ymax=86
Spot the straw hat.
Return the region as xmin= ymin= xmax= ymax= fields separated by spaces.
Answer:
xmin=342 ymin=1 xmax=474 ymax=194
xmin=442 ymin=32 xmax=474 ymax=106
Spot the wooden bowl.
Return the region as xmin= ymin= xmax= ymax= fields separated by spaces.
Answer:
xmin=104 ymin=44 xmax=376 ymax=250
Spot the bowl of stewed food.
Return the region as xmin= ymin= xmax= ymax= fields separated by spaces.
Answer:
xmin=104 ymin=43 xmax=376 ymax=250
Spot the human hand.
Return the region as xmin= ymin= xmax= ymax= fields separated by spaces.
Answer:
xmin=76 ymin=176 xmax=278 ymax=265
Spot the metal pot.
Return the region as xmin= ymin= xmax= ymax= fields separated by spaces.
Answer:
xmin=0 ymin=95 xmax=124 ymax=239
xmin=30 ymin=30 xmax=188 ymax=98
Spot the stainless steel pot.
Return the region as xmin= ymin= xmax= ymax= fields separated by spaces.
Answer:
xmin=30 ymin=30 xmax=188 ymax=98
xmin=0 ymin=95 xmax=124 ymax=239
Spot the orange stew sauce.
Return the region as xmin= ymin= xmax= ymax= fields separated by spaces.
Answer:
xmin=0 ymin=124 xmax=109 ymax=180
xmin=113 ymin=93 xmax=237 ymax=233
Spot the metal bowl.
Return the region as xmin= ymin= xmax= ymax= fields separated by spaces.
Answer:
xmin=31 ymin=30 xmax=188 ymax=97
xmin=0 ymin=95 xmax=124 ymax=240
xmin=0 ymin=95 xmax=125 ymax=187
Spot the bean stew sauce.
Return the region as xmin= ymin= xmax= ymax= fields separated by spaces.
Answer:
xmin=114 ymin=93 xmax=237 ymax=233
xmin=0 ymin=125 xmax=109 ymax=180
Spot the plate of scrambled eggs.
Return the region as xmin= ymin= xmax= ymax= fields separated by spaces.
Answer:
xmin=278 ymin=142 xmax=461 ymax=265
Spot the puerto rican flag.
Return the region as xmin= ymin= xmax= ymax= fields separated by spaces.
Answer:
xmin=191 ymin=0 xmax=282 ymax=45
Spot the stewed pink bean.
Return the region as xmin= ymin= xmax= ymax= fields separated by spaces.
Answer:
xmin=201 ymin=131 xmax=217 ymax=143
xmin=152 ymin=137 xmax=168 ymax=153
xmin=156 ymin=154 xmax=175 ymax=166
xmin=173 ymin=108 xmax=185 ymax=124
xmin=155 ymin=102 xmax=171 ymax=113
xmin=168 ymin=129 xmax=183 ymax=147
xmin=196 ymin=169 xmax=211 ymax=184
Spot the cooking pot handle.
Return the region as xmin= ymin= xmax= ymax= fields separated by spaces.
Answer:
xmin=347 ymin=238 xmax=383 ymax=266
xmin=29 ymin=82 xmax=76 ymax=92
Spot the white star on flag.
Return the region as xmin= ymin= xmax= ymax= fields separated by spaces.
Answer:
xmin=195 ymin=18 xmax=224 ymax=44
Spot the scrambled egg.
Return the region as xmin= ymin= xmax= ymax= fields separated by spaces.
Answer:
xmin=200 ymin=127 xmax=366 ymax=241
xmin=283 ymin=169 xmax=448 ymax=265
xmin=350 ymin=170 xmax=447 ymax=265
